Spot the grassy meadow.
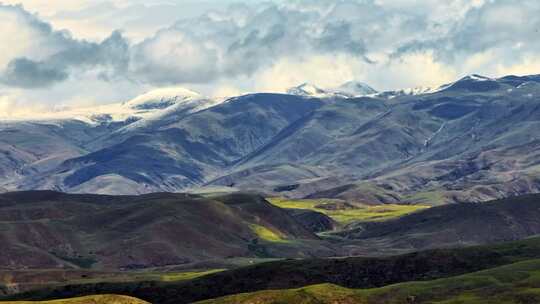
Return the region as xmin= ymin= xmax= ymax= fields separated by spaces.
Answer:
xmin=268 ymin=197 xmax=429 ymax=224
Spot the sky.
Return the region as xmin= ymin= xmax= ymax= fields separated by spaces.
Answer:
xmin=1 ymin=0 xmax=540 ymax=116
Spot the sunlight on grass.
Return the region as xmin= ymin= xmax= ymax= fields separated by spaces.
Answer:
xmin=249 ymin=224 xmax=287 ymax=242
xmin=160 ymin=269 xmax=226 ymax=282
xmin=268 ymin=197 xmax=429 ymax=224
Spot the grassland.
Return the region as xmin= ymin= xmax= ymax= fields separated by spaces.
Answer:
xmin=153 ymin=269 xmax=227 ymax=282
xmin=268 ymin=197 xmax=429 ymax=224
xmin=0 ymin=294 xmax=149 ymax=304
xmin=199 ymin=258 xmax=540 ymax=304
xmin=249 ymin=224 xmax=288 ymax=242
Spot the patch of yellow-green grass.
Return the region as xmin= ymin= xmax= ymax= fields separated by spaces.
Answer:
xmin=249 ymin=224 xmax=288 ymax=242
xmin=32 ymin=269 xmax=228 ymax=286
xmin=160 ymin=269 xmax=225 ymax=282
xmin=199 ymin=259 xmax=540 ymax=304
xmin=268 ymin=197 xmax=429 ymax=224
xmin=0 ymin=294 xmax=149 ymax=304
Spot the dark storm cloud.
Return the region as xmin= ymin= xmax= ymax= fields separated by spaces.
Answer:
xmin=2 ymin=58 xmax=68 ymax=88
xmin=1 ymin=28 xmax=129 ymax=88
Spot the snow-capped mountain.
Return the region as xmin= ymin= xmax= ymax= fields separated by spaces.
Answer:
xmin=375 ymin=75 xmax=497 ymax=99
xmin=376 ymin=86 xmax=435 ymax=99
xmin=116 ymin=87 xmax=224 ymax=132
xmin=287 ymin=81 xmax=378 ymax=98
xmin=332 ymin=81 xmax=378 ymax=97
xmin=124 ymin=87 xmax=202 ymax=111
xmin=437 ymin=74 xmax=500 ymax=92
xmin=2 ymin=87 xmax=223 ymax=126
xmin=286 ymin=83 xmax=330 ymax=98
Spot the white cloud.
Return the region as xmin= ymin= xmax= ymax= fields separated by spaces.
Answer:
xmin=131 ymin=28 xmax=220 ymax=84
xmin=255 ymin=55 xmax=359 ymax=93
xmin=1 ymin=0 xmax=540 ymax=114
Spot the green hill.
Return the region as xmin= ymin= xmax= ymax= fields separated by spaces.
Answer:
xmin=6 ymin=237 xmax=540 ymax=304
xmin=199 ymin=258 xmax=540 ymax=304
xmin=1 ymin=295 xmax=148 ymax=304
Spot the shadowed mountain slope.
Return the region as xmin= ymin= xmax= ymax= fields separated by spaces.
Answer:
xmin=0 ymin=191 xmax=328 ymax=270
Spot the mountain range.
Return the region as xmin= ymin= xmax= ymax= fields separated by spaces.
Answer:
xmin=1 ymin=74 xmax=540 ymax=206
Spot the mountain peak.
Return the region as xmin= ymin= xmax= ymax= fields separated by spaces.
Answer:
xmin=286 ymin=83 xmax=329 ymax=97
xmin=125 ymin=87 xmax=202 ymax=110
xmin=287 ymin=81 xmax=378 ymax=98
xmin=376 ymin=86 xmax=435 ymax=99
xmin=460 ymin=74 xmax=493 ymax=82
xmin=439 ymin=74 xmax=500 ymax=92
xmin=333 ymin=81 xmax=378 ymax=97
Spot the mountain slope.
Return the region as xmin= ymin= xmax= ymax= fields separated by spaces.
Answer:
xmin=9 ymin=93 xmax=322 ymax=194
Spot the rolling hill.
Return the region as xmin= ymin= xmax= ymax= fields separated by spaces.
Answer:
xmin=0 ymin=295 xmax=148 ymax=304
xmin=199 ymin=259 xmax=540 ymax=304
xmin=336 ymin=193 xmax=540 ymax=254
xmin=0 ymin=191 xmax=330 ymax=271
xmin=6 ymin=236 xmax=540 ymax=304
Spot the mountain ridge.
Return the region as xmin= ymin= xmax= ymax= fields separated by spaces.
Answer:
xmin=1 ymin=74 xmax=540 ymax=205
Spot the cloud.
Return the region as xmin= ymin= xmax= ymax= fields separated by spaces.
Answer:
xmin=1 ymin=0 xmax=540 ymax=111
xmin=130 ymin=1 xmax=379 ymax=85
xmin=394 ymin=0 xmax=540 ymax=67
xmin=2 ymin=58 xmax=69 ymax=88
xmin=1 ymin=30 xmax=129 ymax=88
xmin=0 ymin=4 xmax=130 ymax=88
xmin=130 ymin=28 xmax=220 ymax=84
xmin=254 ymin=54 xmax=359 ymax=92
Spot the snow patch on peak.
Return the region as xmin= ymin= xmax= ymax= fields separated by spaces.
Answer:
xmin=334 ymin=81 xmax=377 ymax=97
xmin=287 ymin=81 xmax=378 ymax=98
xmin=125 ymin=87 xmax=201 ymax=111
xmin=377 ymin=86 xmax=436 ymax=99
xmin=462 ymin=74 xmax=492 ymax=81
xmin=1 ymin=86 xmax=222 ymax=127
xmin=287 ymin=83 xmax=329 ymax=97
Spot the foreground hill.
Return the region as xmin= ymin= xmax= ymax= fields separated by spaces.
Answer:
xmin=6 ymin=237 xmax=540 ymax=303
xmin=0 ymin=295 xmax=148 ymax=304
xmin=199 ymin=259 xmax=540 ymax=304
xmin=0 ymin=191 xmax=327 ymax=270
xmin=2 ymin=74 xmax=540 ymax=204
